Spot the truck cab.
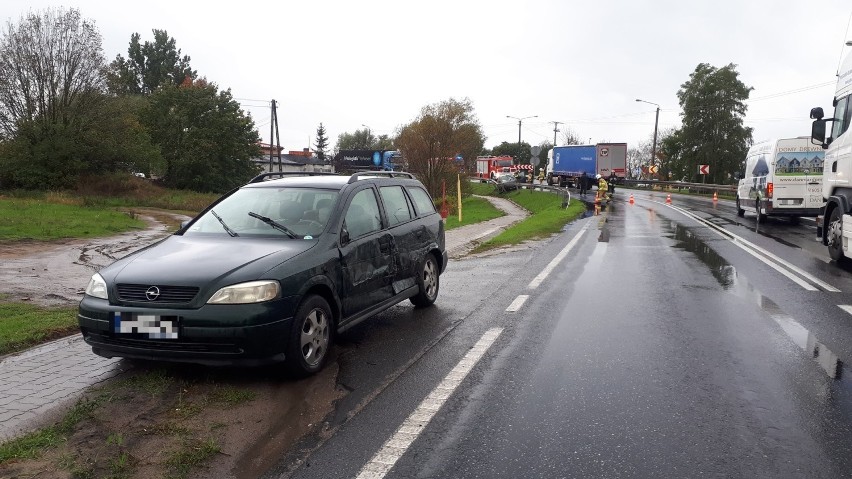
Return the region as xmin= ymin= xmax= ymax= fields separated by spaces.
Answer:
xmin=810 ymin=49 xmax=852 ymax=261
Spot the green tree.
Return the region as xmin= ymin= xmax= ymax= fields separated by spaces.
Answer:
xmin=336 ymin=128 xmax=375 ymax=150
xmin=107 ymin=30 xmax=196 ymax=95
xmin=668 ymin=63 xmax=753 ymax=184
xmin=395 ymin=97 xmax=485 ymax=198
xmin=491 ymin=141 xmax=532 ymax=164
xmin=375 ymin=134 xmax=395 ymax=150
xmin=144 ymin=80 xmax=260 ymax=192
xmin=313 ymin=123 xmax=329 ymax=160
xmin=0 ymin=7 xmax=123 ymax=188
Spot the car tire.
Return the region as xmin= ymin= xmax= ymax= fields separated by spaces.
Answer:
xmin=736 ymin=197 xmax=745 ymax=217
xmin=827 ymin=206 xmax=846 ymax=262
xmin=285 ymin=294 xmax=333 ymax=377
xmin=410 ymin=253 xmax=440 ymax=308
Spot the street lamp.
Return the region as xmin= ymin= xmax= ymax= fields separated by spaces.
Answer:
xmin=361 ymin=124 xmax=372 ymax=148
xmin=635 ymin=99 xmax=660 ymax=178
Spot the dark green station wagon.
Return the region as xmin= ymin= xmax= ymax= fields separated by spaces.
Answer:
xmin=78 ymin=171 xmax=447 ymax=376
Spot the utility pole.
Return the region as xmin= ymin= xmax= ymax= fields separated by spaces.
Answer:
xmin=550 ymin=121 xmax=561 ymax=146
xmin=273 ymin=101 xmax=281 ymax=172
xmin=269 ymin=100 xmax=275 ymax=172
xmin=636 ymin=99 xmax=660 ymax=178
xmin=506 ymin=115 xmax=537 ymax=163
xmin=267 ymin=99 xmax=282 ymax=172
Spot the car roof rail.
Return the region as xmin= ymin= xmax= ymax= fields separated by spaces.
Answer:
xmin=347 ymin=171 xmax=416 ymax=184
xmin=249 ymin=171 xmax=339 ymax=184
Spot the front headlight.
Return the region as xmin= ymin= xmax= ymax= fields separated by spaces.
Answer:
xmin=85 ymin=273 xmax=108 ymax=299
xmin=207 ymin=280 xmax=280 ymax=304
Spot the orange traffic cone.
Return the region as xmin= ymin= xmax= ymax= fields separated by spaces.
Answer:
xmin=666 ymin=194 xmax=672 ymax=204
xmin=713 ymin=191 xmax=718 ymax=202
xmin=629 ymin=194 xmax=634 ymax=205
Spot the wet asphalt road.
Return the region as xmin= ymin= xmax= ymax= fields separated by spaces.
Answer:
xmin=272 ymin=190 xmax=852 ymax=479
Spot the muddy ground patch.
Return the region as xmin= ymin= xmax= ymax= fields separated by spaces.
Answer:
xmin=0 ymin=360 xmax=346 ymax=479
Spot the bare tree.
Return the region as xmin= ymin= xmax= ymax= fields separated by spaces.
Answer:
xmin=0 ymin=7 xmax=106 ymax=138
xmin=560 ymin=127 xmax=583 ymax=146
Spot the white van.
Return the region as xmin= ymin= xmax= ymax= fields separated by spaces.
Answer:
xmin=736 ymin=137 xmax=825 ymax=221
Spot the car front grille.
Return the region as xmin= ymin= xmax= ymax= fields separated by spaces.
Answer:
xmin=116 ymin=284 xmax=199 ymax=304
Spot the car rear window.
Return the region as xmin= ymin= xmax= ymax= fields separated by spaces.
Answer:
xmin=380 ymin=186 xmax=413 ymax=226
xmin=407 ymin=186 xmax=435 ymax=217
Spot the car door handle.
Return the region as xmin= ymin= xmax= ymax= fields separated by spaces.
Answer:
xmin=378 ymin=235 xmax=393 ymax=254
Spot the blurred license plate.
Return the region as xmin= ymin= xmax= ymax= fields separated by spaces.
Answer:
xmin=112 ymin=312 xmax=179 ymax=339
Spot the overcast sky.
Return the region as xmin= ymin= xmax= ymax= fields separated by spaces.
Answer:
xmin=3 ymin=1 xmax=852 ymax=155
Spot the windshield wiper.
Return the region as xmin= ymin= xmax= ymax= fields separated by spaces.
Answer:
xmin=211 ymin=210 xmax=238 ymax=237
xmin=249 ymin=212 xmax=298 ymax=238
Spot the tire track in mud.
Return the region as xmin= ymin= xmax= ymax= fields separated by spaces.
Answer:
xmin=1 ymin=211 xmax=191 ymax=306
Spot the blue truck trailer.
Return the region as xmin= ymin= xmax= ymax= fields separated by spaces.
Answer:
xmin=546 ymin=143 xmax=627 ymax=187
xmin=546 ymin=145 xmax=596 ymax=187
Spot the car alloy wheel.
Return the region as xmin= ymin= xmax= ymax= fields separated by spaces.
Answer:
xmin=411 ymin=254 xmax=439 ymax=308
xmin=287 ymin=295 xmax=333 ymax=376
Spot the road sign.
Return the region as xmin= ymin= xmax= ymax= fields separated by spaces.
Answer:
xmin=648 ymin=165 xmax=658 ymax=174
xmin=698 ymin=164 xmax=710 ymax=175
xmin=530 ymin=145 xmax=541 ymax=156
xmin=600 ymin=147 xmax=609 ymax=157
xmin=531 ymin=157 xmax=540 ymax=167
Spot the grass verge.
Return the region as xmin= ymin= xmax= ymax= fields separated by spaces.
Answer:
xmin=472 ymin=188 xmax=586 ymax=253
xmin=0 ymin=198 xmax=145 ymax=242
xmin=444 ymin=195 xmax=505 ymax=230
xmin=1 ymin=175 xmax=219 ymax=242
xmin=0 ymin=302 xmax=78 ymax=356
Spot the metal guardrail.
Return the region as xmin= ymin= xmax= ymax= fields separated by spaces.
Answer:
xmin=475 ymin=176 xmax=734 ymax=206
xmin=619 ymin=179 xmax=736 ymax=194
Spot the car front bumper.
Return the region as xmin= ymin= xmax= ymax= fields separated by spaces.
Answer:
xmin=78 ymin=295 xmax=298 ymax=367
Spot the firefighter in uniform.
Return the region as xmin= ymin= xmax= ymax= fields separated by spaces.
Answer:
xmin=596 ymin=174 xmax=608 ymax=203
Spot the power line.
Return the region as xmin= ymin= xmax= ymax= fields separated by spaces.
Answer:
xmin=746 ymin=81 xmax=835 ymax=102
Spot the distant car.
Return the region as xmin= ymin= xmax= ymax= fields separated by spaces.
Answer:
xmin=133 ymin=172 xmax=146 ymax=178
xmin=494 ymin=173 xmax=519 ymax=193
xmin=78 ymin=171 xmax=448 ymax=376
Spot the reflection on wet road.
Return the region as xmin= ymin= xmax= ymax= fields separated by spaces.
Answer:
xmin=670 ymin=219 xmax=845 ymax=381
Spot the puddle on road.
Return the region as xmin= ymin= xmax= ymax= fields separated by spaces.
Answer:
xmin=666 ymin=220 xmax=845 ymax=381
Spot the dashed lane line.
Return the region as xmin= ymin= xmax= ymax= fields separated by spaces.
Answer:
xmin=527 ymin=221 xmax=591 ymax=290
xmin=355 ymin=328 xmax=503 ymax=479
xmin=505 ymin=295 xmax=529 ymax=312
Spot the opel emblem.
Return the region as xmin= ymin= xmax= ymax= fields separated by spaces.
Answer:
xmin=145 ymin=286 xmax=161 ymax=301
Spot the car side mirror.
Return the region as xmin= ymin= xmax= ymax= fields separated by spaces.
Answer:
xmin=180 ymin=220 xmax=189 ymax=230
xmin=340 ymin=226 xmax=351 ymax=245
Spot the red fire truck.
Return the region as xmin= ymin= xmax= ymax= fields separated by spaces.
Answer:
xmin=476 ymin=155 xmax=514 ymax=179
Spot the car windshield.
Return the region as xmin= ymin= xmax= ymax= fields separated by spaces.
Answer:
xmin=184 ymin=187 xmax=340 ymax=239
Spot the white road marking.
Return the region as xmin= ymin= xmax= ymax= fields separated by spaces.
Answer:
xmin=505 ymin=295 xmax=529 ymax=312
xmin=528 ymin=221 xmax=591 ymax=290
xmin=665 ymin=203 xmax=838 ymax=292
xmin=355 ymin=328 xmax=503 ymax=479
xmin=838 ymin=305 xmax=852 ymax=316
